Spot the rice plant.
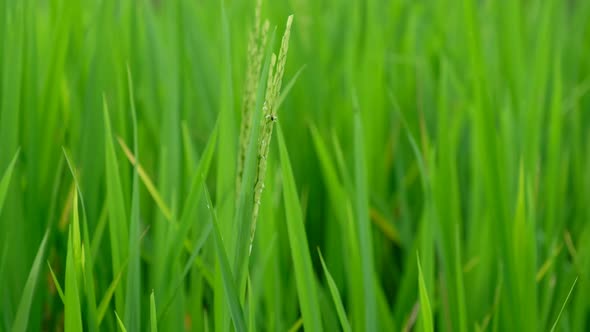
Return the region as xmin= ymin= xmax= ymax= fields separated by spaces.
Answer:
xmin=1 ymin=0 xmax=590 ymax=331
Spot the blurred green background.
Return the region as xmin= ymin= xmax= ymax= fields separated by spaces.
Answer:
xmin=1 ymin=0 xmax=590 ymax=331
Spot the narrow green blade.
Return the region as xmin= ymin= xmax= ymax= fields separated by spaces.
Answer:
xmin=103 ymin=96 xmax=129 ymax=315
xmin=124 ymin=66 xmax=141 ymax=332
xmin=353 ymin=111 xmax=377 ymax=331
xmin=0 ymin=149 xmax=19 ymax=214
xmin=277 ymin=124 xmax=323 ymax=332
xmin=115 ymin=311 xmax=128 ymax=332
xmin=204 ymin=185 xmax=246 ymax=332
xmin=47 ymin=262 xmax=65 ymax=303
xmin=317 ymin=249 xmax=351 ymax=332
xmin=550 ymin=277 xmax=578 ymax=332
xmin=417 ymin=254 xmax=433 ymax=332
xmin=150 ymin=290 xmax=158 ymax=332
xmin=11 ymin=229 xmax=50 ymax=332
xmin=64 ymin=228 xmax=83 ymax=332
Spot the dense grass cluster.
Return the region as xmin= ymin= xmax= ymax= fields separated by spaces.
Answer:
xmin=1 ymin=0 xmax=590 ymax=331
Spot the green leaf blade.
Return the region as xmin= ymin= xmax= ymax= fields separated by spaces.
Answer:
xmin=277 ymin=124 xmax=323 ymax=332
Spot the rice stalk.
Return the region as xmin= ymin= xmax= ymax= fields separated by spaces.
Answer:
xmin=251 ymin=15 xmax=293 ymax=252
xmin=237 ymin=0 xmax=270 ymax=193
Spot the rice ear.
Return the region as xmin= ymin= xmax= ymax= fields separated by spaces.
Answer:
xmin=250 ymin=15 xmax=294 ymax=251
xmin=237 ymin=1 xmax=270 ymax=193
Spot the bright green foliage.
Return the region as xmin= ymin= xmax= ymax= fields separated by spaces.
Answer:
xmin=1 ymin=0 xmax=589 ymax=331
